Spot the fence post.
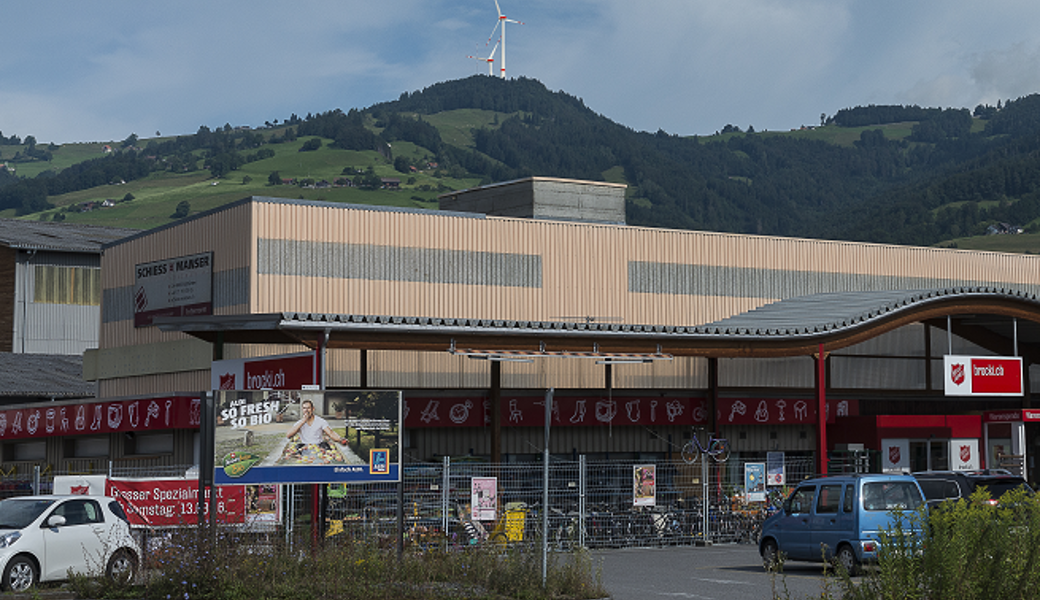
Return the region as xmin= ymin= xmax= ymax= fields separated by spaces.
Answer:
xmin=579 ymin=454 xmax=586 ymax=549
xmin=441 ymin=456 xmax=450 ymax=543
xmin=701 ymin=453 xmax=710 ymax=545
xmin=33 ymin=465 xmax=40 ymax=496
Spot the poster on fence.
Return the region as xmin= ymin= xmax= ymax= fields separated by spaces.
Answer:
xmin=633 ymin=464 xmax=656 ymax=507
xmin=471 ymin=477 xmax=497 ymax=521
xmin=106 ymin=478 xmax=247 ymax=526
xmin=745 ymin=463 xmax=766 ymax=502
xmin=766 ymin=451 xmax=785 ymax=486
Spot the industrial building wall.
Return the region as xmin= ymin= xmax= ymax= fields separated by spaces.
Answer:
xmin=95 ymin=196 xmax=1040 ymax=395
xmin=15 ymin=250 xmax=102 ymax=355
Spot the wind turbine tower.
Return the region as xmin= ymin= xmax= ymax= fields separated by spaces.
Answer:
xmin=468 ymin=39 xmax=500 ymax=76
xmin=487 ymin=0 xmax=523 ymax=78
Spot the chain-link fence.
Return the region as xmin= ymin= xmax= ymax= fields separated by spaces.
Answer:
xmin=0 ymin=455 xmax=817 ymax=551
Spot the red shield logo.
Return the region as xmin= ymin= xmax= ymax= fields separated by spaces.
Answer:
xmin=960 ymin=445 xmax=971 ymax=463
xmin=951 ymin=363 xmax=966 ymax=385
xmin=888 ymin=446 xmax=901 ymax=465
xmin=70 ymin=485 xmax=89 ymax=495
xmin=219 ymin=373 xmax=236 ymax=390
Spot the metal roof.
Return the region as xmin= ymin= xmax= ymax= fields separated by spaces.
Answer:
xmin=0 ymin=354 xmax=96 ymax=398
xmin=0 ymin=219 xmax=138 ymax=253
xmin=155 ymin=286 xmax=1040 ymax=358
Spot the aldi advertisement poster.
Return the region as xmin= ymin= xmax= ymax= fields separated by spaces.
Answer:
xmin=214 ymin=390 xmax=401 ymax=485
xmin=471 ymin=477 xmax=498 ymax=521
xmin=633 ymin=465 xmax=656 ymax=507
xmin=745 ymin=463 xmax=766 ymax=502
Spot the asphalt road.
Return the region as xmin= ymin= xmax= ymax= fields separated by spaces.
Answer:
xmin=596 ymin=544 xmax=850 ymax=600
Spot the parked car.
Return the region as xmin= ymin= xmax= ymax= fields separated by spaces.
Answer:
xmin=758 ymin=474 xmax=925 ymax=575
xmin=912 ymin=470 xmax=1034 ymax=508
xmin=0 ymin=495 xmax=140 ymax=592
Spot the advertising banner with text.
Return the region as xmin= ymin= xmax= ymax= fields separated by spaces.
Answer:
xmin=211 ymin=352 xmax=316 ymax=391
xmin=134 ymin=252 xmax=213 ymax=327
xmin=106 ymin=479 xmax=246 ymax=527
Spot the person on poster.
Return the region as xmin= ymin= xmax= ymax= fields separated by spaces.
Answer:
xmin=286 ymin=399 xmax=348 ymax=448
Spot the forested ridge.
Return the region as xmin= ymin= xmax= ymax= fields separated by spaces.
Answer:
xmin=5 ymin=75 xmax=1040 ymax=248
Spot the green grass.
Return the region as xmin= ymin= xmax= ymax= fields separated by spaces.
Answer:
xmin=420 ymin=109 xmax=513 ymax=148
xmin=16 ymin=137 xmax=481 ymax=229
xmin=936 ymin=232 xmax=1040 ymax=254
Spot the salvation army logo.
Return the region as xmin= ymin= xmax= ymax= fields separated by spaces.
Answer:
xmin=70 ymin=485 xmax=89 ymax=495
xmin=960 ymin=445 xmax=971 ymax=463
xmin=888 ymin=446 xmax=901 ymax=464
xmin=950 ymin=363 xmax=966 ymax=385
xmin=219 ymin=373 xmax=237 ymax=390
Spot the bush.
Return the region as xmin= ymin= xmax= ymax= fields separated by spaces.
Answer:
xmin=69 ymin=526 xmax=606 ymax=600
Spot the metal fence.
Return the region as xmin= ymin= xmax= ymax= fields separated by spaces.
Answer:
xmin=0 ymin=456 xmax=816 ymax=551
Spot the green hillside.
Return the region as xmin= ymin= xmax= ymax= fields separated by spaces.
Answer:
xmin=4 ymin=75 xmax=1040 ymax=253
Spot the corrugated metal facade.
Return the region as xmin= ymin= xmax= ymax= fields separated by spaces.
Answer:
xmin=97 ymin=197 xmax=1040 ymax=403
xmin=15 ymin=250 xmax=102 ymax=355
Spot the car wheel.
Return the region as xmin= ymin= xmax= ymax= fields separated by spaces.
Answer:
xmin=761 ymin=539 xmax=779 ymax=570
xmin=835 ymin=544 xmax=859 ymax=576
xmin=3 ymin=555 xmax=37 ymax=593
xmin=107 ymin=549 xmax=137 ymax=584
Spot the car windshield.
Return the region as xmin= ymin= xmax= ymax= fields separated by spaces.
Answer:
xmin=863 ymin=482 xmax=924 ymax=511
xmin=0 ymin=499 xmax=56 ymax=529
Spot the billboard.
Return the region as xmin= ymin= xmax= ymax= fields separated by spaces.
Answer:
xmin=134 ymin=252 xmax=213 ymax=327
xmin=213 ymin=390 xmax=401 ymax=485
xmin=944 ymin=355 xmax=1023 ymax=396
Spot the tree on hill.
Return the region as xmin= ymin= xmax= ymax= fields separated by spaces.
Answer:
xmin=172 ymin=201 xmax=190 ymax=219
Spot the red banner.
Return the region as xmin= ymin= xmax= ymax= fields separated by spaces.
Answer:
xmin=404 ymin=396 xmax=710 ymax=428
xmin=715 ymin=398 xmax=859 ymax=426
xmin=106 ymin=479 xmax=245 ymax=527
xmin=0 ymin=397 xmax=200 ymax=440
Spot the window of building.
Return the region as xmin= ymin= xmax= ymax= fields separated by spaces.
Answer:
xmin=127 ymin=432 xmax=173 ymax=456
xmin=64 ymin=436 xmax=109 ymax=458
xmin=10 ymin=441 xmax=45 ymax=461
xmin=34 ymin=265 xmax=101 ymax=306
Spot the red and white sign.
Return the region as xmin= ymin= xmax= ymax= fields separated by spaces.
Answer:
xmin=944 ymin=355 xmax=1023 ymax=396
xmin=211 ymin=352 xmax=316 ymax=391
xmin=0 ymin=397 xmax=199 ymax=440
xmin=134 ymin=252 xmax=213 ymax=327
xmin=881 ymin=438 xmax=910 ymax=473
xmin=106 ymin=479 xmax=246 ymax=527
xmin=985 ymin=409 xmax=1040 ymax=423
xmin=951 ymin=439 xmax=980 ymax=471
xmin=404 ymin=396 xmax=710 ymax=428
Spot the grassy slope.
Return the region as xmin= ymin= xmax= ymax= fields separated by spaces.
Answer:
xmin=7 ymin=113 xmax=1038 ymax=252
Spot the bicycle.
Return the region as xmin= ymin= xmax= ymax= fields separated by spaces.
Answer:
xmin=680 ymin=431 xmax=731 ymax=463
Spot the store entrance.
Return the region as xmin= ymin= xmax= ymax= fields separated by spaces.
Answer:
xmin=909 ymin=439 xmax=949 ymax=472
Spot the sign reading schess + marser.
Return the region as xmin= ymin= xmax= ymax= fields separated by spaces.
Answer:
xmin=133 ymin=251 xmax=213 ymax=327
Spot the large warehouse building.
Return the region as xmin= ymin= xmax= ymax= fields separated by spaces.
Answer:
xmin=5 ymin=177 xmax=1040 ymax=483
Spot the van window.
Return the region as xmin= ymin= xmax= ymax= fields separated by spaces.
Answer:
xmin=789 ymin=487 xmax=816 ymax=514
xmin=863 ymin=481 xmax=923 ymax=511
xmin=843 ymin=484 xmax=854 ymax=513
xmin=816 ymin=484 xmax=842 ymax=514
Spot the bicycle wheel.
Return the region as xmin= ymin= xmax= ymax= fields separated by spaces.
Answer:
xmin=680 ymin=440 xmax=701 ymax=464
xmin=709 ymin=439 xmax=731 ymax=462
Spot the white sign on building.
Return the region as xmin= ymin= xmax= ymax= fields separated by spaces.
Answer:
xmin=134 ymin=252 xmax=213 ymax=327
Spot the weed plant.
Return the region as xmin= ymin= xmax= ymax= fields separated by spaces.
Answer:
xmin=69 ymin=526 xmax=607 ymax=600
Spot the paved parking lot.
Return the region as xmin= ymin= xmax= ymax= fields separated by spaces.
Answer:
xmin=596 ymin=544 xmax=850 ymax=600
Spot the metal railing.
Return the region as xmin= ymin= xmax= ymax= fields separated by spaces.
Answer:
xmin=0 ymin=455 xmax=817 ymax=550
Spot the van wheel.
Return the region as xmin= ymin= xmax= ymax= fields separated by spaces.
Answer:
xmin=835 ymin=544 xmax=858 ymax=576
xmin=761 ymin=539 xmax=779 ymax=570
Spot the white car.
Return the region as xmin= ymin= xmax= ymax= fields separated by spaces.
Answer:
xmin=0 ymin=495 xmax=140 ymax=592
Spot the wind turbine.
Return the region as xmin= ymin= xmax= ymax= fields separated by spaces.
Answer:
xmin=487 ymin=0 xmax=523 ymax=78
xmin=467 ymin=38 xmax=500 ymax=76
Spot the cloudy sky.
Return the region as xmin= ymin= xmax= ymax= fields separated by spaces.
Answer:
xmin=4 ymin=1 xmax=1040 ymax=144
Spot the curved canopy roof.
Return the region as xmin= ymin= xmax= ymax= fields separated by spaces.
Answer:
xmin=156 ymin=286 xmax=1040 ymax=359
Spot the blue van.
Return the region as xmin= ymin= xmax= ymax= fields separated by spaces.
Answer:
xmin=758 ymin=474 xmax=925 ymax=575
